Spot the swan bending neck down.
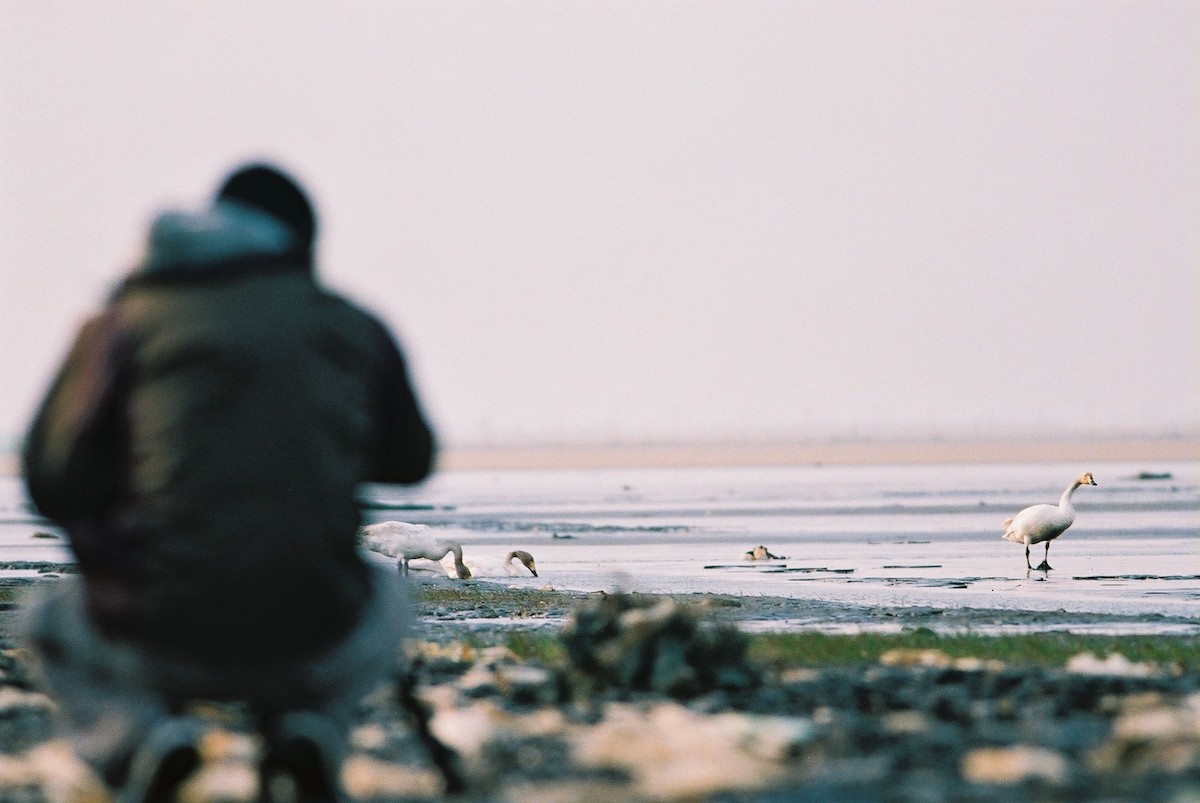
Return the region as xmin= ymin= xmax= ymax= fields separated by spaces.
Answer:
xmin=409 ymin=541 xmax=470 ymax=579
xmin=1002 ymin=472 xmax=1096 ymax=571
xmin=358 ymin=521 xmax=471 ymax=579
xmin=450 ymin=550 xmax=538 ymax=579
xmin=500 ymin=550 xmax=538 ymax=577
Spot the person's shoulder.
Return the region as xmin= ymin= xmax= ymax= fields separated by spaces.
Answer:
xmin=313 ymin=287 xmax=377 ymax=321
xmin=312 ymin=288 xmax=396 ymax=341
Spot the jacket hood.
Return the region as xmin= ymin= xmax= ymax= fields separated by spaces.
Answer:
xmin=132 ymin=200 xmax=301 ymax=280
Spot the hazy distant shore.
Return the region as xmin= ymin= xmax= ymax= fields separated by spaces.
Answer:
xmin=433 ymin=435 xmax=1199 ymax=471
xmin=2 ymin=435 xmax=1197 ymax=477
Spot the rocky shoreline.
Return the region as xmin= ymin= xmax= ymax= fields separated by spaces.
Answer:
xmin=1 ymin=575 xmax=1198 ymax=801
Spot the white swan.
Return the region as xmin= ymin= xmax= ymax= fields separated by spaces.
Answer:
xmin=449 ymin=549 xmax=538 ymax=578
xmin=1002 ymin=472 xmax=1097 ymax=570
xmin=358 ymin=521 xmax=471 ymax=579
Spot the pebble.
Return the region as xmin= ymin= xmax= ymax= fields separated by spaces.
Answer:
xmin=960 ymin=744 xmax=1069 ymax=785
xmin=1067 ymin=651 xmax=1158 ymax=677
xmin=0 ymin=742 xmax=105 ymax=802
xmin=572 ymin=701 xmax=790 ymax=799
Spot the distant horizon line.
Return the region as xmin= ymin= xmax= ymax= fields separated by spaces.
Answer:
xmin=2 ymin=431 xmax=1196 ymax=475
xmin=440 ymin=427 xmax=1200 ymax=447
xmin=434 ymin=433 xmax=1199 ymax=470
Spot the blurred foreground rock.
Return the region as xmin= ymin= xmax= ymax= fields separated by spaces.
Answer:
xmin=560 ymin=592 xmax=760 ymax=697
xmin=1 ymin=593 xmax=1199 ymax=802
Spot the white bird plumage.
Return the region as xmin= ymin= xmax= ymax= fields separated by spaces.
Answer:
xmin=448 ymin=550 xmax=538 ymax=579
xmin=358 ymin=521 xmax=471 ymax=579
xmin=1002 ymin=472 xmax=1097 ymax=570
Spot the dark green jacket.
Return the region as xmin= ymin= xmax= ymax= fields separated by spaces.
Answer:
xmin=24 ymin=203 xmax=434 ymax=663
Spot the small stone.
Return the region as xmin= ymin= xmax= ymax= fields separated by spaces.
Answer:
xmin=1115 ymin=707 xmax=1197 ymax=742
xmin=961 ymin=745 xmax=1068 ymax=785
xmin=350 ymin=722 xmax=389 ymax=752
xmin=342 ymin=755 xmax=443 ymax=800
xmin=177 ymin=762 xmax=258 ymax=803
xmin=882 ymin=710 xmax=932 ymax=735
xmin=879 ymin=649 xmax=952 ymax=668
xmin=1066 ymin=652 xmax=1156 ymax=677
xmin=952 ymin=656 xmax=1005 ymax=672
xmin=198 ymin=729 xmax=257 ymax=763
xmin=0 ymin=741 xmax=106 ymax=802
xmin=573 ymin=702 xmax=788 ymax=799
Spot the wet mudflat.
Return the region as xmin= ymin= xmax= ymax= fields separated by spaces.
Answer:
xmin=355 ymin=460 xmax=1200 ymax=628
xmin=4 ymin=461 xmax=1197 ymax=627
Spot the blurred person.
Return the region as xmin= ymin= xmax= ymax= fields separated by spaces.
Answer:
xmin=20 ymin=162 xmax=435 ymax=802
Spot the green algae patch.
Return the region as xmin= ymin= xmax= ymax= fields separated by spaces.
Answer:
xmin=409 ymin=584 xmax=1199 ymax=674
xmin=479 ymin=629 xmax=1200 ymax=675
xmin=505 ymin=629 xmax=568 ymax=665
xmin=748 ymin=630 xmax=1200 ymax=671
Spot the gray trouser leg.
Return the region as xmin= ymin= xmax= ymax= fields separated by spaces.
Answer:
xmin=20 ymin=581 xmax=169 ymax=784
xmin=19 ymin=565 xmax=408 ymax=785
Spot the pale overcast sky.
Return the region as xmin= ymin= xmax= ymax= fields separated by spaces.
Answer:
xmin=2 ymin=2 xmax=1196 ymax=449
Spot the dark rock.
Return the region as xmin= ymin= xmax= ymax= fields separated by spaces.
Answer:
xmin=560 ymin=592 xmax=761 ymax=698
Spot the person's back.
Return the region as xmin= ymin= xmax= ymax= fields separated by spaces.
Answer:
xmin=112 ymin=264 xmax=391 ymax=662
xmin=21 ymin=163 xmax=435 ymax=801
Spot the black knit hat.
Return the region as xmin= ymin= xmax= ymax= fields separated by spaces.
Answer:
xmin=215 ymin=163 xmax=316 ymax=249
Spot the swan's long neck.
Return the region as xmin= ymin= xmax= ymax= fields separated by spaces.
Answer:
xmin=447 ymin=545 xmax=470 ymax=578
xmin=1058 ymin=480 xmax=1083 ymax=512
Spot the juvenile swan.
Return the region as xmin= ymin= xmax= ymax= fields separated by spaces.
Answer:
xmin=454 ymin=550 xmax=539 ymax=578
xmin=1002 ymin=472 xmax=1097 ymax=570
xmin=743 ymin=545 xmax=786 ymax=561
xmin=358 ymin=521 xmax=471 ymax=579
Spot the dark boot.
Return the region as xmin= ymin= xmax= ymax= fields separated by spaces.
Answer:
xmin=119 ymin=716 xmax=205 ymax=803
xmin=260 ymin=711 xmax=347 ymax=803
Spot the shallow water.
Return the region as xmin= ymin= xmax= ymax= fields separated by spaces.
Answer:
xmin=3 ymin=460 xmax=1197 ymax=632
xmin=362 ymin=460 xmax=1200 ymax=630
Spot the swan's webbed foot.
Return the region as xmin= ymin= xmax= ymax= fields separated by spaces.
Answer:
xmin=1035 ymin=560 xmax=1052 ymax=571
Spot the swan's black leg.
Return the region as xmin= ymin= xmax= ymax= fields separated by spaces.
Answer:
xmin=1025 ymin=544 xmax=1033 ymax=570
xmin=1035 ymin=542 xmax=1053 ymax=572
